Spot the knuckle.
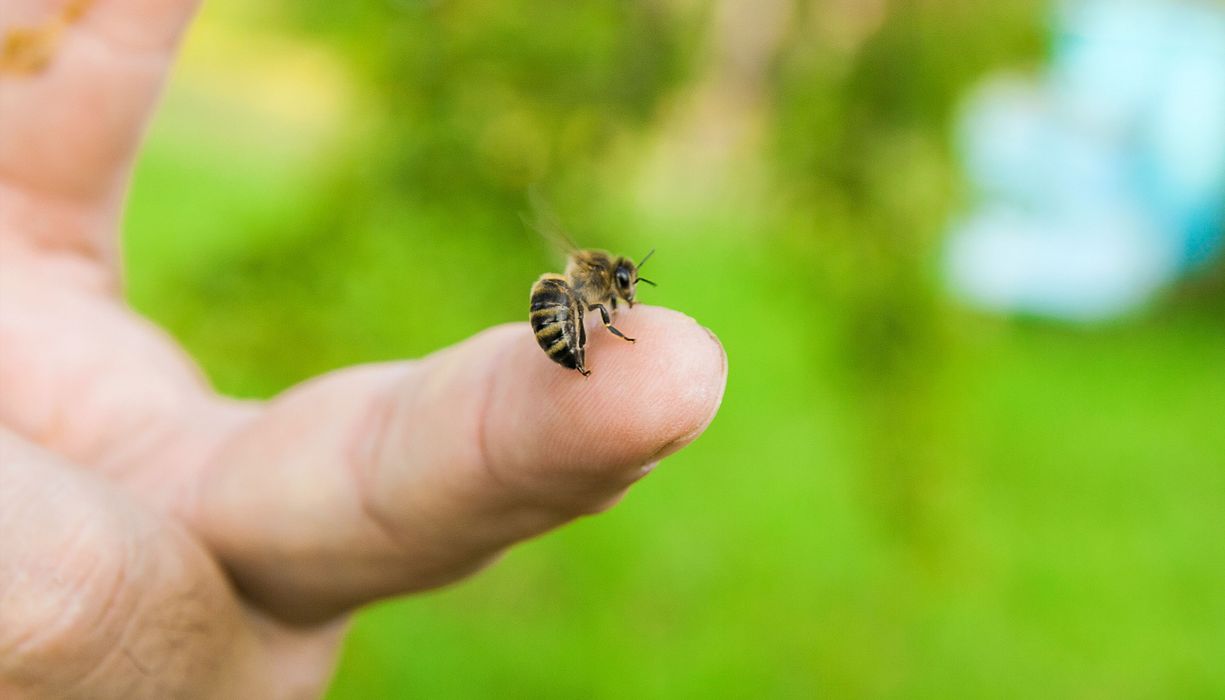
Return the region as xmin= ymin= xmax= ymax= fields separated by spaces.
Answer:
xmin=0 ymin=508 xmax=136 ymax=694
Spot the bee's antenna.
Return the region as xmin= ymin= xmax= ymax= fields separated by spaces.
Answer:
xmin=637 ymin=248 xmax=655 ymax=269
xmin=636 ymin=277 xmax=657 ymax=287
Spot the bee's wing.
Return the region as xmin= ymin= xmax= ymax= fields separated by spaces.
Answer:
xmin=521 ymin=187 xmax=580 ymax=256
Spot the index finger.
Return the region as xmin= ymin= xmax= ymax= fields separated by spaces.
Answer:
xmin=190 ymin=306 xmax=728 ymax=624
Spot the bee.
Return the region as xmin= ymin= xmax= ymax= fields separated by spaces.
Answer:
xmin=529 ymin=240 xmax=656 ymax=377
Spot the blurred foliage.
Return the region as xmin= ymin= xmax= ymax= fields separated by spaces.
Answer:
xmin=123 ymin=0 xmax=1224 ymax=697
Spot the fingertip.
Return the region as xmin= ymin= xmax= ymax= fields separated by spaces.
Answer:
xmin=592 ymin=305 xmax=727 ymax=459
xmin=483 ymin=305 xmax=726 ymax=500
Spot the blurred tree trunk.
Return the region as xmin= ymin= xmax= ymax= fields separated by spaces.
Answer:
xmin=634 ymin=0 xmax=794 ymax=214
xmin=763 ymin=0 xmax=1040 ymax=560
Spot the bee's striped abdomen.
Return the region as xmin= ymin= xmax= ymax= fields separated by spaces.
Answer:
xmin=530 ymin=274 xmax=588 ymax=374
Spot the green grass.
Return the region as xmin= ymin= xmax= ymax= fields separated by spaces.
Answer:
xmin=122 ymin=3 xmax=1225 ymax=695
xmin=316 ymin=309 xmax=1225 ymax=699
xmin=126 ymin=121 xmax=1225 ymax=695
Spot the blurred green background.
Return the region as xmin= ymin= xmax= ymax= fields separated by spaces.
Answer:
xmin=123 ymin=0 xmax=1224 ymax=696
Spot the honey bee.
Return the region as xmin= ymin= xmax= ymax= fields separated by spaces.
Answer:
xmin=529 ymin=241 xmax=656 ymax=376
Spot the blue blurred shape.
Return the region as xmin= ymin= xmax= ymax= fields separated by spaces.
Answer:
xmin=944 ymin=0 xmax=1225 ymax=320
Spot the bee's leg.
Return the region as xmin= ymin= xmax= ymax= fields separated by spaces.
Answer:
xmin=574 ymin=290 xmax=592 ymax=376
xmin=589 ymin=304 xmax=635 ymax=343
xmin=610 ymin=297 xmax=618 ymax=312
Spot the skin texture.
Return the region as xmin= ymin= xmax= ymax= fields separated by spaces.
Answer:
xmin=0 ymin=2 xmax=728 ymax=698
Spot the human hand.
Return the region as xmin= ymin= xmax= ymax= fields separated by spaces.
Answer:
xmin=0 ymin=2 xmax=727 ymax=697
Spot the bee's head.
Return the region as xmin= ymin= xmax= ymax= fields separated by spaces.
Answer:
xmin=613 ymin=249 xmax=656 ymax=307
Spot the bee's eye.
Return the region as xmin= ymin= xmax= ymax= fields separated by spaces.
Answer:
xmin=616 ymin=269 xmax=631 ymax=287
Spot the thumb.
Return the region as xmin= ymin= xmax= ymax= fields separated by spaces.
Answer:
xmin=190 ymin=306 xmax=727 ymax=624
